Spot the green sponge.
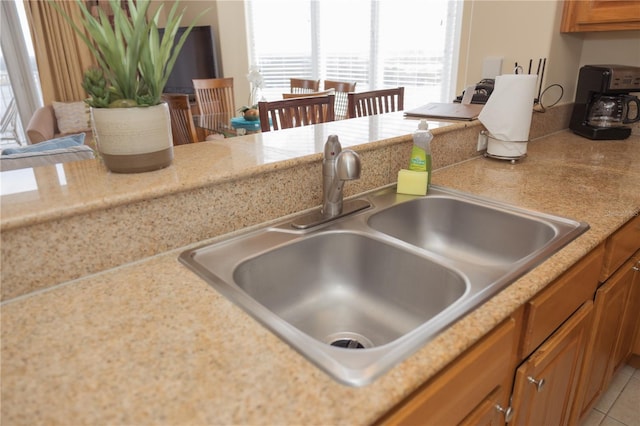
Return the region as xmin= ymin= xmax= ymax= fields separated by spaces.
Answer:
xmin=396 ymin=169 xmax=428 ymax=195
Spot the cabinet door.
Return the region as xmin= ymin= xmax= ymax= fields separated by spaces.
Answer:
xmin=633 ymin=256 xmax=640 ymax=357
xmin=575 ymin=267 xmax=633 ymax=419
xmin=511 ymin=302 xmax=592 ymax=426
xmin=561 ymin=0 xmax=640 ymax=32
xmin=377 ymin=316 xmax=519 ymax=426
xmin=459 ymin=387 xmax=505 ymax=426
xmin=613 ymin=252 xmax=640 ymax=369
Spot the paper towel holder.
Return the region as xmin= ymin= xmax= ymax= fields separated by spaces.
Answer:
xmin=480 ymin=131 xmax=528 ymax=164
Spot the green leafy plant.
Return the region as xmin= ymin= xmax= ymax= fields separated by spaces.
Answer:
xmin=51 ymin=0 xmax=207 ymax=108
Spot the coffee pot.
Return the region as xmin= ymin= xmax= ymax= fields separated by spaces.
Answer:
xmin=587 ymin=94 xmax=640 ymax=128
xmin=569 ymin=65 xmax=640 ymax=140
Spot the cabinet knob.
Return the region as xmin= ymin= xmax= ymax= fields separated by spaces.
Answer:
xmin=495 ymin=404 xmax=514 ymax=423
xmin=527 ymin=375 xmax=546 ymax=392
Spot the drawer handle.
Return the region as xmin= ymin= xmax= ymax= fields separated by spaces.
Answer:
xmin=495 ymin=404 xmax=514 ymax=423
xmin=527 ymin=375 xmax=546 ymax=392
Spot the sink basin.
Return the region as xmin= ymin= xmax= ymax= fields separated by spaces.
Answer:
xmin=234 ymin=232 xmax=467 ymax=348
xmin=368 ymin=196 xmax=558 ymax=266
xmin=179 ymin=185 xmax=588 ymax=386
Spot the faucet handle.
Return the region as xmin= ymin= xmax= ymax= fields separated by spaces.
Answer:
xmin=335 ymin=150 xmax=361 ymax=180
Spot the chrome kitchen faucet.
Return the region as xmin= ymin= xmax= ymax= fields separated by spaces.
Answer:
xmin=292 ymin=135 xmax=370 ymax=229
xmin=322 ymin=135 xmax=361 ymax=217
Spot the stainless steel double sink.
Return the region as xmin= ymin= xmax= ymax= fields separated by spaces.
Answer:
xmin=179 ymin=185 xmax=588 ymax=386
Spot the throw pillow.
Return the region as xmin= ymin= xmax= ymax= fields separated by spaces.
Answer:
xmin=0 ymin=145 xmax=94 ymax=172
xmin=52 ymin=101 xmax=91 ymax=134
xmin=1 ymin=133 xmax=85 ymax=155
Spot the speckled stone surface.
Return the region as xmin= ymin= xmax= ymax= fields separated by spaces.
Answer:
xmin=2 ymin=104 xmax=640 ymax=425
xmin=0 ymin=112 xmax=476 ymax=301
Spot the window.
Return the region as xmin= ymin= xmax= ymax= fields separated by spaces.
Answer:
xmin=0 ymin=0 xmax=42 ymax=147
xmin=246 ymin=0 xmax=462 ymax=108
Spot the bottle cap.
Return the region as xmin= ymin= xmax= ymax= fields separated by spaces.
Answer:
xmin=418 ymin=119 xmax=429 ymax=130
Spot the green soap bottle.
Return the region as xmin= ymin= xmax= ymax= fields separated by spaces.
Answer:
xmin=408 ymin=119 xmax=433 ymax=188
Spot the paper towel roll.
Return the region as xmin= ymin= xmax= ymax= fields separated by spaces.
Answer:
xmin=478 ymin=74 xmax=537 ymax=142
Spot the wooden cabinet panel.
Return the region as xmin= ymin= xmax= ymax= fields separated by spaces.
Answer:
xmin=511 ymin=302 xmax=593 ymax=426
xmin=377 ymin=315 xmax=519 ymax=426
xmin=574 ymin=267 xmax=633 ymax=420
xmin=520 ymin=245 xmax=603 ymax=359
xmin=561 ymin=0 xmax=640 ymax=32
xmin=633 ymin=255 xmax=640 ymax=357
xmin=613 ymin=251 xmax=640 ymax=369
xmin=459 ymin=387 xmax=504 ymax=426
xmin=600 ymin=215 xmax=640 ymax=282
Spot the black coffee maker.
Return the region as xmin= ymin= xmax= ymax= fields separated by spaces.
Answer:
xmin=570 ymin=64 xmax=640 ymax=140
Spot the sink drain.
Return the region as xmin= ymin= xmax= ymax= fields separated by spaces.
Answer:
xmin=326 ymin=332 xmax=373 ymax=349
xmin=331 ymin=338 xmax=366 ymax=349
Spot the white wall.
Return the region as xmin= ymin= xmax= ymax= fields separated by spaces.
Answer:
xmin=166 ymin=0 xmax=251 ymax=110
xmin=180 ymin=0 xmax=640 ymax=110
xmin=459 ymin=0 xmax=639 ymax=105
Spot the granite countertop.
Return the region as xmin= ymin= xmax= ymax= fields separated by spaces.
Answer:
xmin=1 ymin=114 xmax=639 ymax=424
xmin=0 ymin=112 xmax=449 ymax=231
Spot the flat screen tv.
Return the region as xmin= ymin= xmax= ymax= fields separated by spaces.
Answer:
xmin=159 ymin=25 xmax=220 ymax=100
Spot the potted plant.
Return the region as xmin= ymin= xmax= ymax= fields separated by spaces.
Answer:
xmin=52 ymin=0 xmax=206 ymax=173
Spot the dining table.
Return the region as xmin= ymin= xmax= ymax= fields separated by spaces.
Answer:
xmin=193 ymin=113 xmax=262 ymax=137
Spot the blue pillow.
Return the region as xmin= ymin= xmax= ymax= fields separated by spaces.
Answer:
xmin=2 ymin=133 xmax=85 ymax=155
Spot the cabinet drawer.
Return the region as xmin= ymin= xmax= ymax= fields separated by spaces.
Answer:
xmin=601 ymin=215 xmax=640 ymax=282
xmin=520 ymin=245 xmax=603 ymax=359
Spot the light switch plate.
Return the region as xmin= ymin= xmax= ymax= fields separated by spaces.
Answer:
xmin=482 ymin=56 xmax=503 ymax=79
xmin=477 ymin=132 xmax=488 ymax=151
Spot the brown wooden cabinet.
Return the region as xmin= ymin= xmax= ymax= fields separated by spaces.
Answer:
xmin=572 ymin=255 xmax=635 ymax=420
xmin=571 ymin=215 xmax=640 ymax=424
xmin=510 ymin=245 xmax=603 ymax=426
xmin=632 ymin=256 xmax=640 ymax=362
xmin=561 ymin=0 xmax=640 ymax=32
xmin=600 ymin=215 xmax=640 ymax=282
xmin=510 ymin=302 xmax=593 ymax=426
xmin=459 ymin=387 xmax=504 ymax=426
xmin=613 ymin=251 xmax=640 ymax=370
xmin=376 ymin=314 xmax=521 ymax=426
xmin=519 ymin=245 xmax=603 ymax=359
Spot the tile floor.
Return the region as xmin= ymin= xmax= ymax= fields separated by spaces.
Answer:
xmin=581 ymin=364 xmax=640 ymax=426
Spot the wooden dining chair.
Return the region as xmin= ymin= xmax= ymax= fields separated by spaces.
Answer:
xmin=258 ymin=95 xmax=335 ymax=132
xmin=290 ymin=78 xmax=321 ymax=94
xmin=193 ymin=78 xmax=236 ymax=116
xmin=323 ymin=80 xmax=357 ymax=120
xmin=347 ymin=87 xmax=405 ymax=119
xmin=162 ymin=93 xmax=199 ymax=145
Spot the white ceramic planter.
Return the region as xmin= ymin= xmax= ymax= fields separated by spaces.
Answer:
xmin=91 ymin=103 xmax=173 ymax=173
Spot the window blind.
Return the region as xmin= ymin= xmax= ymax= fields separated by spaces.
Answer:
xmin=246 ymin=0 xmax=462 ymax=109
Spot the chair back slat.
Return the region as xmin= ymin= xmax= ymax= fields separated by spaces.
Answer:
xmin=193 ymin=78 xmax=236 ymax=116
xmin=162 ymin=93 xmax=199 ymax=145
xmin=347 ymin=87 xmax=404 ymax=119
xmin=258 ymin=95 xmax=335 ymax=132
xmin=290 ymin=78 xmax=321 ymax=94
